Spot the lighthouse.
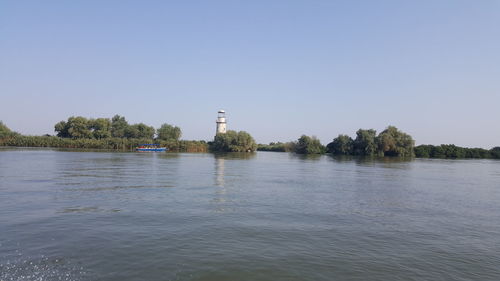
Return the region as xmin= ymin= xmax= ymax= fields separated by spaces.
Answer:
xmin=216 ymin=110 xmax=227 ymax=135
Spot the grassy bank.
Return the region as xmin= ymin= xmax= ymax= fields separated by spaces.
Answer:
xmin=0 ymin=135 xmax=208 ymax=152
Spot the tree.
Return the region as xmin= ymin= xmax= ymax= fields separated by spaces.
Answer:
xmin=54 ymin=116 xmax=94 ymax=139
xmin=90 ymin=118 xmax=111 ymax=139
xmin=414 ymin=145 xmax=433 ymax=158
xmin=326 ymin=134 xmax=353 ymax=155
xmin=375 ymin=126 xmax=414 ymax=157
xmin=54 ymin=121 xmax=70 ymax=138
xmin=353 ymin=129 xmax=377 ymax=156
xmin=157 ymin=123 xmax=182 ymax=141
xmin=0 ymin=121 xmax=14 ymax=138
xmin=126 ymin=123 xmax=155 ymax=139
xmin=124 ymin=125 xmax=138 ymax=138
xmin=111 ymin=115 xmax=129 ymax=138
xmin=210 ymin=130 xmax=257 ymax=152
xmin=234 ymin=131 xmax=257 ymax=152
xmin=490 ymin=147 xmax=500 ymax=159
xmin=294 ymin=135 xmax=325 ymax=154
xmin=68 ymin=116 xmax=92 ymax=139
xmin=137 ymin=123 xmax=155 ymax=139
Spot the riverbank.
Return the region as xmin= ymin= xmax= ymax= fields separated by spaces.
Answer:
xmin=0 ymin=135 xmax=208 ymax=152
xmin=258 ymin=142 xmax=500 ymax=159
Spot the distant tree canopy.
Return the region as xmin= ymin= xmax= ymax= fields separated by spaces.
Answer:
xmin=91 ymin=118 xmax=112 ymax=139
xmin=157 ymin=123 xmax=182 ymax=141
xmin=257 ymin=142 xmax=295 ymax=152
xmin=259 ymin=128 xmax=414 ymax=156
xmin=491 ymin=147 xmax=500 ymax=159
xmin=0 ymin=121 xmax=16 ymax=138
xmin=210 ymin=130 xmax=257 ymax=152
xmin=111 ymin=115 xmax=129 ymax=138
xmin=54 ymin=116 xmax=92 ymax=139
xmin=375 ymin=126 xmax=414 ymax=157
xmin=353 ymin=129 xmax=378 ymax=156
xmin=53 ymin=115 xmax=177 ymax=140
xmin=414 ymin=144 xmax=497 ymax=159
xmin=2 ymin=117 xmax=499 ymax=159
xmin=294 ymin=135 xmax=326 ymax=154
xmin=324 ymin=126 xmax=415 ymax=157
xmin=326 ymin=134 xmax=353 ymax=155
xmin=125 ymin=123 xmax=155 ymax=139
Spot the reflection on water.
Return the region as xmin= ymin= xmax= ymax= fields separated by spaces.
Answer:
xmin=326 ymin=154 xmax=414 ymax=168
xmin=58 ymin=206 xmax=121 ymax=213
xmin=213 ymin=152 xmax=256 ymax=160
xmin=215 ymin=157 xmax=225 ymax=187
xmin=289 ymin=153 xmax=323 ymax=161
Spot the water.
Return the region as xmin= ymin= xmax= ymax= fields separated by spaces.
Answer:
xmin=1 ymin=148 xmax=499 ymax=281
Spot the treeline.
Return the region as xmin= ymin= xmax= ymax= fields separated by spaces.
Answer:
xmin=259 ymin=126 xmax=415 ymax=157
xmin=0 ymin=135 xmax=207 ymax=152
xmin=54 ymin=115 xmax=181 ymax=140
xmin=258 ymin=126 xmax=500 ymax=159
xmin=415 ymin=144 xmax=500 ymax=159
xmin=0 ymin=118 xmax=208 ymax=152
xmin=257 ymin=142 xmax=294 ymax=152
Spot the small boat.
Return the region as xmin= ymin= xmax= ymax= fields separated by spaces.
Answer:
xmin=135 ymin=144 xmax=167 ymax=152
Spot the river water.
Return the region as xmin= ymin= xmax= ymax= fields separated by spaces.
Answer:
xmin=0 ymin=148 xmax=499 ymax=281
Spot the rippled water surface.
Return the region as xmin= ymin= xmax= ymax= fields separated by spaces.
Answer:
xmin=1 ymin=148 xmax=500 ymax=281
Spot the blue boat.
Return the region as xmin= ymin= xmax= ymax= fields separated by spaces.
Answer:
xmin=135 ymin=144 xmax=167 ymax=152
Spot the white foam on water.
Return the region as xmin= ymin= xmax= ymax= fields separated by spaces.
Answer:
xmin=0 ymin=255 xmax=87 ymax=281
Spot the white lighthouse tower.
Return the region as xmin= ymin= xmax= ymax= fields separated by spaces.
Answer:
xmin=216 ymin=110 xmax=227 ymax=135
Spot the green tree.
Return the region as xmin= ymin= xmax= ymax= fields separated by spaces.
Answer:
xmin=353 ymin=129 xmax=377 ymax=156
xmin=465 ymin=147 xmax=490 ymax=158
xmin=294 ymin=135 xmax=325 ymax=154
xmin=431 ymin=145 xmax=446 ymax=158
xmin=375 ymin=126 xmax=414 ymax=157
xmin=54 ymin=121 xmax=70 ymax=138
xmin=111 ymin=115 xmax=129 ymax=138
xmin=490 ymin=147 xmax=500 ymax=159
xmin=134 ymin=123 xmax=155 ymax=139
xmin=124 ymin=124 xmax=140 ymax=138
xmin=234 ymin=131 xmax=257 ymax=152
xmin=55 ymin=116 xmax=92 ymax=139
xmin=90 ymin=118 xmax=111 ymax=139
xmin=157 ymin=123 xmax=182 ymax=141
xmin=210 ymin=130 xmax=257 ymax=152
xmin=414 ymin=145 xmax=433 ymax=158
xmin=326 ymin=134 xmax=353 ymax=155
xmin=0 ymin=121 xmax=14 ymax=138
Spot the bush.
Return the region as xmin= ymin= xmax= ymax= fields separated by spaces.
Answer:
xmin=294 ymin=135 xmax=325 ymax=154
xmin=257 ymin=142 xmax=294 ymax=152
xmin=210 ymin=130 xmax=257 ymax=152
xmin=326 ymin=135 xmax=353 ymax=155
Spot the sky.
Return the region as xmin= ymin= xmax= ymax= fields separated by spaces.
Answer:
xmin=1 ymin=0 xmax=499 ymax=148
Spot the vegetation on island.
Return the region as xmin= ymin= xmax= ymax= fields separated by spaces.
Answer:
xmin=257 ymin=142 xmax=294 ymax=152
xmin=2 ymin=119 xmax=500 ymax=159
xmin=294 ymin=135 xmax=326 ymax=154
xmin=0 ymin=116 xmax=208 ymax=152
xmin=209 ymin=130 xmax=257 ymax=152
xmin=258 ymin=126 xmax=500 ymax=159
xmin=414 ymin=144 xmax=500 ymax=159
xmin=324 ymin=127 xmax=415 ymax=157
xmin=259 ymin=126 xmax=415 ymax=157
xmin=0 ymin=121 xmax=17 ymax=139
xmin=258 ymin=136 xmax=328 ymax=154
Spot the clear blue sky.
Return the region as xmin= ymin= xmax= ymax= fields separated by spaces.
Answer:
xmin=1 ymin=0 xmax=499 ymax=148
